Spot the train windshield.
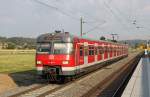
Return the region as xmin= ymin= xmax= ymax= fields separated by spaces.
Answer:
xmin=37 ymin=43 xmax=52 ymax=54
xmin=53 ymin=43 xmax=73 ymax=54
xmin=36 ymin=43 xmax=73 ymax=54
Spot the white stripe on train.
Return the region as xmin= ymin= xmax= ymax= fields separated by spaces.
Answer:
xmin=61 ymin=54 xmax=127 ymax=71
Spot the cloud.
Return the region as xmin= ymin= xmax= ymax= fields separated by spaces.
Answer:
xmin=0 ymin=0 xmax=149 ymax=40
xmin=143 ymin=5 xmax=150 ymax=12
xmin=0 ymin=16 xmax=16 ymax=24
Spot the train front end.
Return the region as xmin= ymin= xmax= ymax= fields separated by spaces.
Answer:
xmin=36 ymin=32 xmax=75 ymax=81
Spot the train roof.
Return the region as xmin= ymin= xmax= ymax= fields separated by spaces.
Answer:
xmin=79 ymin=36 xmax=127 ymax=46
xmin=37 ymin=31 xmax=128 ymax=46
xmin=37 ymin=31 xmax=75 ymax=43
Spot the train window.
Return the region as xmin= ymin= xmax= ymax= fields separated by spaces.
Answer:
xmin=53 ymin=43 xmax=73 ymax=54
xmin=112 ymin=47 xmax=114 ymax=52
xmin=114 ymin=47 xmax=116 ymax=52
xmin=89 ymin=51 xmax=93 ymax=55
xmin=110 ymin=47 xmax=112 ymax=52
xmin=116 ymin=47 xmax=118 ymax=52
xmin=80 ymin=46 xmax=83 ymax=56
xmin=104 ymin=46 xmax=107 ymax=52
xmin=98 ymin=46 xmax=104 ymax=54
xmin=88 ymin=47 xmax=90 ymax=55
xmin=36 ymin=43 xmax=51 ymax=54
xmin=107 ymin=47 xmax=109 ymax=52
xmin=89 ymin=46 xmax=94 ymax=55
xmin=92 ymin=47 xmax=94 ymax=55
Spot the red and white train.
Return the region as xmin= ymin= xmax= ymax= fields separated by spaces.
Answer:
xmin=36 ymin=31 xmax=128 ymax=82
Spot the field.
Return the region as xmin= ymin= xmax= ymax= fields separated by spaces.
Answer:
xmin=0 ymin=49 xmax=138 ymax=73
xmin=0 ymin=50 xmax=36 ymax=73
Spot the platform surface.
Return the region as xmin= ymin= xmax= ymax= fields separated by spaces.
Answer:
xmin=121 ymin=57 xmax=150 ymax=97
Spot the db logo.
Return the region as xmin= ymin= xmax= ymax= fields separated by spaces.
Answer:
xmin=49 ymin=55 xmax=54 ymax=59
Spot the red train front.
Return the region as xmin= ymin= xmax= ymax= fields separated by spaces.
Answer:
xmin=36 ymin=31 xmax=128 ymax=82
xmin=36 ymin=31 xmax=76 ymax=81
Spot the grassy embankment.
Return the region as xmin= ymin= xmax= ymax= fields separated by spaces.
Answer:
xmin=0 ymin=50 xmax=36 ymax=73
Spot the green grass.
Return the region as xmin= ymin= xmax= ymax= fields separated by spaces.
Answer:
xmin=0 ymin=50 xmax=36 ymax=73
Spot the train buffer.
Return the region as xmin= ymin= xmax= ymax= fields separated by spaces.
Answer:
xmin=121 ymin=55 xmax=150 ymax=97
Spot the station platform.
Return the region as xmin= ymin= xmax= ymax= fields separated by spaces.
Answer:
xmin=121 ymin=57 xmax=150 ymax=97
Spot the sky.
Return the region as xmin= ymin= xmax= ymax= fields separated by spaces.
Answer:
xmin=0 ymin=0 xmax=150 ymax=40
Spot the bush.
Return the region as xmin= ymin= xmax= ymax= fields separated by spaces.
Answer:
xmin=7 ymin=42 xmax=16 ymax=49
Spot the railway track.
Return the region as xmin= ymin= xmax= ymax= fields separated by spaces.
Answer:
xmin=5 ymin=56 xmax=125 ymax=97
xmin=8 ymin=84 xmax=47 ymax=97
xmin=83 ymin=52 xmax=142 ymax=97
xmin=8 ymin=84 xmax=58 ymax=97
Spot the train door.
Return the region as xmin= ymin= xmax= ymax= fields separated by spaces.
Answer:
xmin=97 ymin=46 xmax=103 ymax=61
xmin=84 ymin=42 xmax=88 ymax=64
xmin=104 ymin=45 xmax=108 ymax=59
xmin=78 ymin=45 xmax=84 ymax=65
xmin=75 ymin=44 xmax=84 ymax=74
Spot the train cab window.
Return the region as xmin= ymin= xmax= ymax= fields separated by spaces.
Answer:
xmin=80 ymin=46 xmax=83 ymax=56
xmin=53 ymin=43 xmax=73 ymax=54
xmin=37 ymin=43 xmax=51 ymax=54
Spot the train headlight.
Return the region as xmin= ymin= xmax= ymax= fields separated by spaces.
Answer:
xmin=62 ymin=61 xmax=69 ymax=64
xmin=37 ymin=61 xmax=42 ymax=64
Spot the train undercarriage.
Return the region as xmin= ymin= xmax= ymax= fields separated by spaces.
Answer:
xmin=40 ymin=66 xmax=74 ymax=83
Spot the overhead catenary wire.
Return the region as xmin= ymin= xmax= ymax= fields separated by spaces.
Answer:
xmin=100 ymin=0 xmax=144 ymax=39
xmin=107 ymin=0 xmax=150 ymax=38
xmin=32 ymin=0 xmax=106 ymax=24
xmin=52 ymin=0 xmax=106 ymax=24
xmin=32 ymin=0 xmax=80 ymax=21
xmin=84 ymin=22 xmax=106 ymax=35
xmin=31 ymin=0 xmax=148 ymax=39
xmin=102 ymin=0 xmax=144 ymax=39
xmin=31 ymin=0 xmax=107 ymax=36
xmin=104 ymin=0 xmax=139 ymax=29
xmin=103 ymin=0 xmax=130 ymax=31
xmin=109 ymin=1 xmax=144 ymax=32
xmin=106 ymin=1 xmax=140 ymax=37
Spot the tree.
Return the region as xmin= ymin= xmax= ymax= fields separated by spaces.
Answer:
xmin=7 ymin=42 xmax=16 ymax=49
xmin=111 ymin=40 xmax=117 ymax=42
xmin=100 ymin=36 xmax=106 ymax=40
